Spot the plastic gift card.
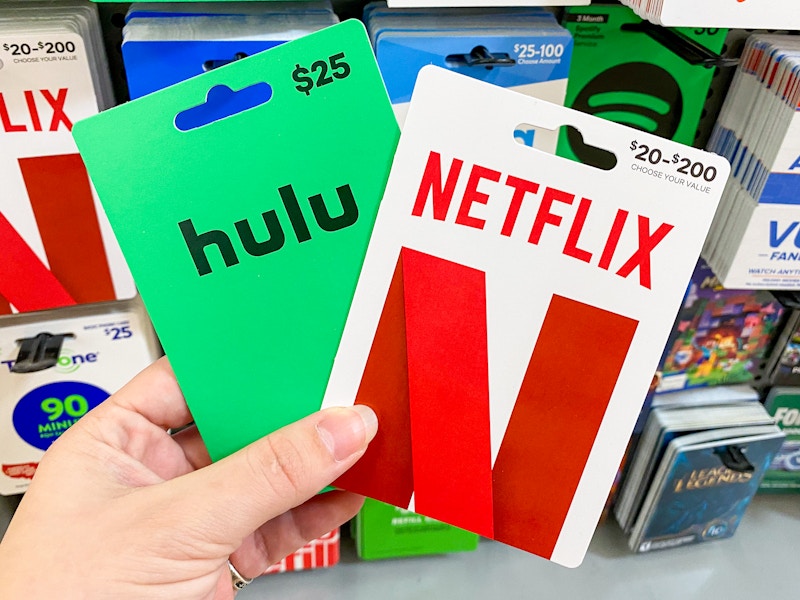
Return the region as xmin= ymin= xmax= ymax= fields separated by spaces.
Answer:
xmin=354 ymin=497 xmax=479 ymax=560
xmin=124 ymin=2 xmax=337 ymax=19
xmin=263 ymin=529 xmax=340 ymax=574
xmin=321 ymin=66 xmax=730 ymax=567
xmin=72 ymin=20 xmax=400 ymax=460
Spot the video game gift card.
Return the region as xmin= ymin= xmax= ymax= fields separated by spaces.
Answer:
xmin=321 ymin=66 xmax=730 ymax=567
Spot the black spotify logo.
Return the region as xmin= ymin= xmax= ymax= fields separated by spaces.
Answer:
xmin=569 ymin=63 xmax=683 ymax=166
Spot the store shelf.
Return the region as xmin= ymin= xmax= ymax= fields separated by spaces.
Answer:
xmin=243 ymin=495 xmax=799 ymax=600
xmin=1 ymin=3 xmax=799 ymax=599
xmin=1 ymin=492 xmax=797 ymax=598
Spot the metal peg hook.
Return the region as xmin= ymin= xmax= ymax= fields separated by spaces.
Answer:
xmin=621 ymin=22 xmax=738 ymax=68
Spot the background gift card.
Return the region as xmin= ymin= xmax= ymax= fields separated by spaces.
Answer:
xmin=321 ymin=66 xmax=730 ymax=567
xmin=627 ymin=424 xmax=783 ymax=553
xmin=761 ymin=388 xmax=800 ymax=493
xmin=0 ymin=0 xmax=133 ymax=315
xmin=558 ymin=4 xmax=726 ymax=165
xmin=703 ymin=35 xmax=800 ymax=289
xmin=72 ymin=20 xmax=400 ymax=461
xmin=0 ymin=297 xmax=161 ymax=496
xmin=364 ymin=1 xmax=573 ymax=148
xmin=122 ymin=1 xmax=339 ymax=99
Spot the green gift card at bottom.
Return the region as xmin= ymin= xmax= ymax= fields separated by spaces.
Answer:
xmin=355 ymin=498 xmax=479 ymax=560
xmin=72 ymin=20 xmax=400 ymax=460
xmin=762 ymin=388 xmax=800 ymax=492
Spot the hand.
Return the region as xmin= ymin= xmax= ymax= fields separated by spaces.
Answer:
xmin=0 ymin=357 xmax=378 ymax=599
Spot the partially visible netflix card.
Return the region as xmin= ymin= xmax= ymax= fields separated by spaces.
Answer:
xmin=0 ymin=2 xmax=132 ymax=316
xmin=322 ymin=66 xmax=730 ymax=567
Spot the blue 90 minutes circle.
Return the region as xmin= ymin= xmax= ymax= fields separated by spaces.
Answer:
xmin=12 ymin=381 xmax=109 ymax=451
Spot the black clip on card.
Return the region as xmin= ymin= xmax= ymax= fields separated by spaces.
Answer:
xmin=11 ymin=332 xmax=75 ymax=374
xmin=715 ymin=445 xmax=755 ymax=474
xmin=622 ymin=22 xmax=739 ymax=69
xmin=446 ymin=46 xmax=516 ymax=69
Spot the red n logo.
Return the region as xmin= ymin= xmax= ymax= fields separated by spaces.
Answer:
xmin=335 ymin=248 xmax=638 ymax=558
xmin=0 ymin=154 xmax=116 ymax=314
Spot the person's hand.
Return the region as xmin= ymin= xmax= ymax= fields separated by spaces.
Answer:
xmin=0 ymin=357 xmax=378 ymax=599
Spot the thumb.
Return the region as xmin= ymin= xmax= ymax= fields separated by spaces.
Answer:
xmin=165 ymin=405 xmax=377 ymax=544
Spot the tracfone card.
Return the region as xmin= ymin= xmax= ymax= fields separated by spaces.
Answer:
xmin=0 ymin=297 xmax=160 ymax=495
xmin=321 ymin=66 xmax=729 ymax=567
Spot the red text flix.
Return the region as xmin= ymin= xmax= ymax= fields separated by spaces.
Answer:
xmin=411 ymin=151 xmax=675 ymax=290
xmin=0 ymin=89 xmax=73 ymax=133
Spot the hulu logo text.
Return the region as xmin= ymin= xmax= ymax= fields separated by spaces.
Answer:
xmin=180 ymin=183 xmax=358 ymax=277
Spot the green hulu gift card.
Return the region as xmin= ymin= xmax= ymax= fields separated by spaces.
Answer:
xmin=72 ymin=20 xmax=400 ymax=460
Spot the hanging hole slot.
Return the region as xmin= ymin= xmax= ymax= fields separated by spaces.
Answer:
xmin=175 ymin=82 xmax=273 ymax=131
xmin=514 ymin=123 xmax=617 ymax=171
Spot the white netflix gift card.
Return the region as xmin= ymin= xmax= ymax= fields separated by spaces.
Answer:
xmin=322 ymin=66 xmax=730 ymax=567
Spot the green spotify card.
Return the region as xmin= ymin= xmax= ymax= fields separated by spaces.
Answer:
xmin=558 ymin=5 xmax=726 ymax=163
xmin=72 ymin=20 xmax=400 ymax=460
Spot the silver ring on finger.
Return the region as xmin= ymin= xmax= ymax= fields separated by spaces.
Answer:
xmin=228 ymin=559 xmax=254 ymax=591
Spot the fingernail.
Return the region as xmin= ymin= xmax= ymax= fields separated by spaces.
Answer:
xmin=316 ymin=405 xmax=378 ymax=462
